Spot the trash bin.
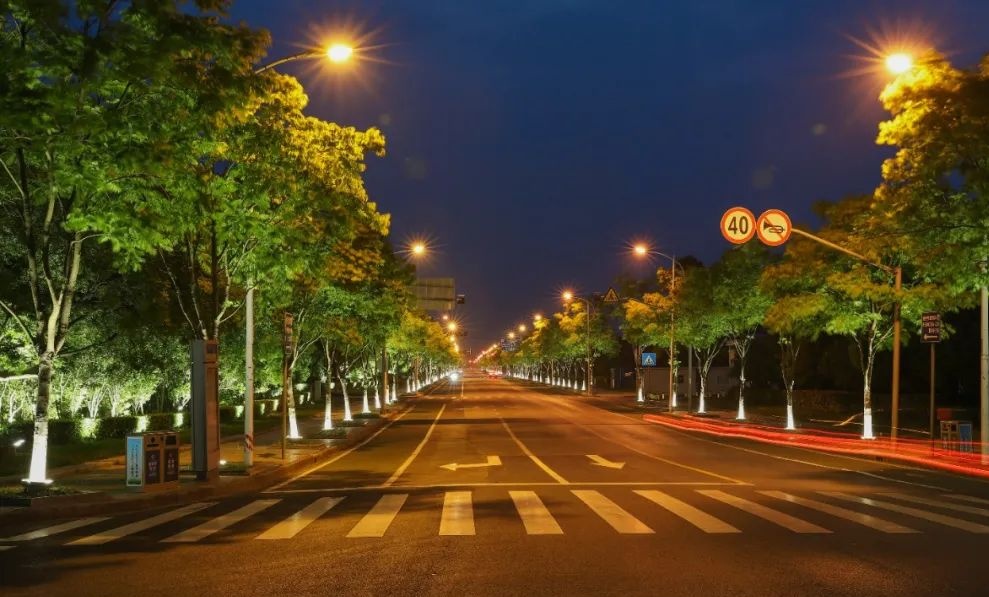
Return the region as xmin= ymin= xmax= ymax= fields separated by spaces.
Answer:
xmin=939 ymin=420 xmax=973 ymax=453
xmin=126 ymin=432 xmax=180 ymax=492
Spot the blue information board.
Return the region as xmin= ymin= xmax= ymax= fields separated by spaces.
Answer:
xmin=642 ymin=352 xmax=657 ymax=367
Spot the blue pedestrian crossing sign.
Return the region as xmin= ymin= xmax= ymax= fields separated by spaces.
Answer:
xmin=642 ymin=352 xmax=657 ymax=367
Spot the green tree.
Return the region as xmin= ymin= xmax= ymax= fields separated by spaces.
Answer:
xmin=677 ymin=266 xmax=730 ymax=414
xmin=0 ymin=0 xmax=267 ymax=483
xmin=711 ymin=244 xmax=773 ymax=417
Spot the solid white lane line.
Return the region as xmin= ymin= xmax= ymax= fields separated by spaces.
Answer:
xmin=510 ymin=490 xmax=563 ymax=535
xmin=820 ymin=492 xmax=989 ymax=533
xmin=500 ymin=418 xmax=570 ymax=484
xmin=881 ymin=493 xmax=989 ymax=518
xmin=572 ymin=490 xmax=653 ymax=534
xmin=68 ymin=503 xmax=216 ymax=546
xmin=161 ymin=499 xmax=280 ymax=543
xmin=635 ymin=490 xmax=740 ymax=533
xmin=255 ymin=497 xmax=344 ymax=540
xmin=2 ymin=517 xmax=110 ymax=542
xmin=347 ymin=494 xmax=408 ymax=538
xmin=439 ymin=491 xmax=475 ymax=536
xmin=265 ymin=407 xmax=416 ymax=492
xmin=698 ymin=490 xmax=830 ymax=533
xmin=0 ymin=545 xmax=12 ymax=551
xmin=383 ymin=404 xmax=447 ymax=487
xmin=944 ymin=494 xmax=989 ymax=506
xmin=760 ymin=491 xmax=916 ymax=534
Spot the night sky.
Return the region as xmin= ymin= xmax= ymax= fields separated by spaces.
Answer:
xmin=229 ymin=0 xmax=989 ymax=353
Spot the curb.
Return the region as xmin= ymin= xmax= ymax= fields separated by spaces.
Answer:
xmin=642 ymin=412 xmax=989 ymax=481
xmin=0 ymin=404 xmax=411 ymax=525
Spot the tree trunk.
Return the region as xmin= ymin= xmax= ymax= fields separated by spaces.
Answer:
xmin=338 ymin=368 xmax=352 ymax=421
xmin=285 ymin=369 xmax=300 ymax=439
xmin=322 ymin=349 xmax=333 ymax=430
xmin=362 ymin=387 xmax=370 ymax=414
xmin=862 ymin=354 xmax=875 ymax=439
xmin=26 ymin=353 xmax=54 ymax=483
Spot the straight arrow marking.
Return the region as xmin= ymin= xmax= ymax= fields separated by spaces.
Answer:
xmin=440 ymin=455 xmax=502 ymax=471
xmin=587 ymin=454 xmax=625 ymax=470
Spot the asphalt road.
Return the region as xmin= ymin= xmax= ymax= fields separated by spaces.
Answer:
xmin=3 ymin=371 xmax=989 ymax=597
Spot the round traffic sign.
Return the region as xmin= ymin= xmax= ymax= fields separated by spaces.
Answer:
xmin=756 ymin=209 xmax=792 ymax=246
xmin=720 ymin=207 xmax=756 ymax=244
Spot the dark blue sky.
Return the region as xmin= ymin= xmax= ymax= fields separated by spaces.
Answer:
xmin=230 ymin=0 xmax=989 ymax=353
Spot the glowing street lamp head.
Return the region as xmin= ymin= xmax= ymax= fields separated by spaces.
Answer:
xmin=533 ymin=313 xmax=543 ymax=322
xmin=508 ymin=332 xmax=516 ymax=340
xmin=885 ymin=52 xmax=913 ymax=75
xmin=562 ymin=290 xmax=574 ymax=303
xmin=326 ymin=43 xmax=354 ymax=64
xmin=518 ymin=324 xmax=527 ymax=333
xmin=633 ymin=243 xmax=649 ymax=257
xmin=411 ymin=242 xmax=427 ymax=256
xmin=447 ymin=321 xmax=458 ymax=332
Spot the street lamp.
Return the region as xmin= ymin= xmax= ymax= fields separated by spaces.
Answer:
xmin=632 ymin=243 xmax=685 ymax=414
xmin=518 ymin=324 xmax=527 ymax=333
xmin=562 ymin=290 xmax=593 ymax=396
xmin=447 ymin=321 xmax=458 ymax=332
xmin=244 ymin=41 xmax=357 ymax=467
xmin=885 ymin=52 xmax=914 ymax=75
xmin=534 ymin=313 xmax=543 ymax=322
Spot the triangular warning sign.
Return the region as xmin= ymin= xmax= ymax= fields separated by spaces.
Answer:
xmin=603 ymin=287 xmax=620 ymax=303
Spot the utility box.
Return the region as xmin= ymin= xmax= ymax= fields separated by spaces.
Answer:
xmin=191 ymin=339 xmax=220 ymax=481
xmin=126 ymin=432 xmax=180 ymax=491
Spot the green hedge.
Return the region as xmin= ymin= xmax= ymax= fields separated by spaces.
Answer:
xmin=1 ymin=421 xmax=34 ymax=443
xmin=147 ymin=413 xmax=182 ymax=431
xmin=96 ymin=415 xmax=139 ymax=439
xmin=219 ymin=405 xmax=241 ymax=423
xmin=49 ymin=419 xmax=81 ymax=444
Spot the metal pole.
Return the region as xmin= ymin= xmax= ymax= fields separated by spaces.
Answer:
xmin=244 ymin=282 xmax=254 ymax=467
xmin=929 ymin=343 xmax=936 ymax=451
xmin=585 ymin=298 xmax=592 ymax=396
xmin=688 ymin=347 xmax=694 ymax=413
xmin=982 ymin=283 xmax=989 ymax=464
xmin=281 ymin=350 xmax=287 ymax=460
xmin=382 ymin=344 xmax=389 ymax=408
xmin=891 ymin=266 xmax=902 ymax=443
xmin=668 ymin=256 xmax=677 ymax=413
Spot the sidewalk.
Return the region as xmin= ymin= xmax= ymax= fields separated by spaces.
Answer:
xmin=0 ymin=395 xmax=414 ymax=523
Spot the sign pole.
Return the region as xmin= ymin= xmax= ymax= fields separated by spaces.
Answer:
xmin=929 ymin=342 xmax=936 ymax=451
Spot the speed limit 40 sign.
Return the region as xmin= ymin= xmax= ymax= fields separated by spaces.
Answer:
xmin=720 ymin=207 xmax=756 ymax=244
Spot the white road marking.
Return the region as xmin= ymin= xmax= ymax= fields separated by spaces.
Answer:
xmin=760 ymin=491 xmax=916 ymax=533
xmin=161 ymin=499 xmax=280 ymax=543
xmin=820 ymin=492 xmax=989 ymax=533
xmin=439 ymin=491 xmax=475 ymax=536
xmin=537 ymin=400 xmax=745 ymax=485
xmin=0 ymin=545 xmax=13 ymax=551
xmin=2 ymin=517 xmax=109 ymax=542
xmin=500 ymin=417 xmax=570 ymax=484
xmin=635 ymin=490 xmax=740 ymax=533
xmin=587 ymin=454 xmax=625 ymax=469
xmin=572 ymin=490 xmax=653 ymax=534
xmin=881 ymin=493 xmax=989 ymax=517
xmin=68 ymin=503 xmax=215 ymax=546
xmin=255 ymin=497 xmax=344 ymax=540
xmin=440 ymin=455 xmax=502 ymax=471
xmin=944 ymin=494 xmax=989 ymax=506
xmin=698 ymin=490 xmax=830 ymax=533
xmin=510 ymin=490 xmax=563 ymax=535
xmin=383 ymin=404 xmax=447 ymax=487
xmin=265 ymin=406 xmax=415 ymax=492
xmin=347 ymin=494 xmax=408 ymax=538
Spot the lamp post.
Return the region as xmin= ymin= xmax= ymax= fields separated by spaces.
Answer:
xmin=632 ymin=244 xmax=684 ymax=412
xmin=562 ymin=291 xmax=593 ymax=396
xmin=242 ymin=42 xmax=355 ymax=467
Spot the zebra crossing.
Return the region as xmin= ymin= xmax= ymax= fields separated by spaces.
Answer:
xmin=3 ymin=488 xmax=989 ymax=551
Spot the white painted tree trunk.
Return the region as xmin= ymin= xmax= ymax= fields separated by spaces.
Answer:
xmin=374 ymin=386 xmax=381 ymax=410
xmin=362 ymin=388 xmax=370 ymax=414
